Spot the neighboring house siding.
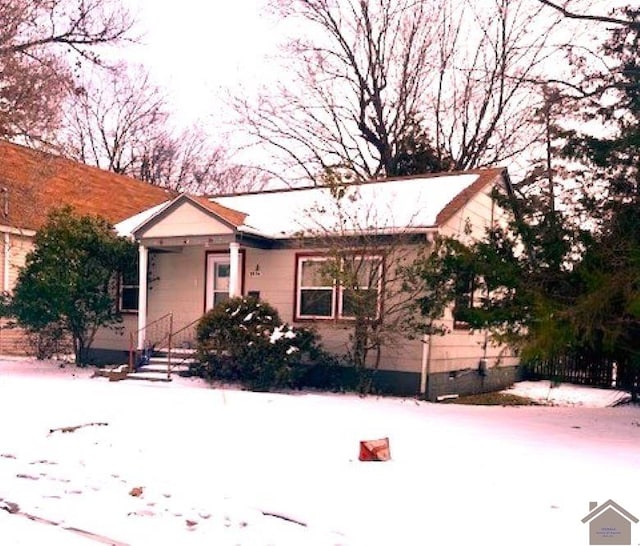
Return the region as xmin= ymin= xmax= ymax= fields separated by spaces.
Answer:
xmin=7 ymin=234 xmax=32 ymax=291
xmin=0 ymin=232 xmax=33 ymax=355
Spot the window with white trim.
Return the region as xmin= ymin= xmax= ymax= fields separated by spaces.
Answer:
xmin=297 ymin=257 xmax=335 ymax=318
xmin=296 ymin=255 xmax=383 ymax=320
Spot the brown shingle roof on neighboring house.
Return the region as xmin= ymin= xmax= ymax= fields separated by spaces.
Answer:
xmin=0 ymin=140 xmax=175 ymax=231
xmin=435 ymin=167 xmax=507 ymax=226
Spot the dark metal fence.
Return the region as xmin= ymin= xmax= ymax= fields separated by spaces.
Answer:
xmin=524 ymin=353 xmax=639 ymax=397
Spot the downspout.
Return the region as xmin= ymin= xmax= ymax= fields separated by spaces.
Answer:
xmin=419 ymin=331 xmax=433 ymax=400
xmin=419 ymin=230 xmax=436 ymax=399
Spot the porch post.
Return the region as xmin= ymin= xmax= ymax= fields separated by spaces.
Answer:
xmin=229 ymin=242 xmax=241 ymax=298
xmin=137 ymin=244 xmax=148 ymax=350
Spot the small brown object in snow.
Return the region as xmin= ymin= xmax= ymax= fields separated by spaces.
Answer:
xmin=49 ymin=422 xmax=108 ymax=434
xmin=0 ymin=500 xmax=20 ymax=514
xmin=129 ymin=486 xmax=144 ymax=497
xmin=359 ymin=437 xmax=391 ymax=461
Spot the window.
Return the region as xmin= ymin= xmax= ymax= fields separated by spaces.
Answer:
xmin=297 ymin=258 xmax=335 ymax=318
xmin=339 ymin=257 xmax=382 ymax=319
xmin=296 ymin=255 xmax=383 ymax=320
xmin=453 ymin=272 xmax=476 ymax=329
xmin=119 ymin=268 xmax=139 ymax=313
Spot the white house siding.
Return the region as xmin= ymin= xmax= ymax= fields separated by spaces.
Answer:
xmin=243 ymin=246 xmax=426 ymax=376
xmin=424 ymin=182 xmax=520 ymax=397
xmin=140 ymin=201 xmax=234 ymax=238
xmin=243 ymin=248 xmax=296 ymax=322
xmin=91 ymin=314 xmax=137 ymax=353
xmin=146 ymin=245 xmax=208 ymax=329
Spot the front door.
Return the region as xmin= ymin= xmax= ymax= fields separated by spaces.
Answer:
xmin=206 ymin=252 xmax=243 ymax=310
xmin=206 ymin=255 xmax=230 ymax=310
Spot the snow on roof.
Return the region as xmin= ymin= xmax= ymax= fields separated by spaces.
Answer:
xmin=214 ymin=171 xmax=499 ymax=239
xmin=115 ymin=169 xmax=505 ymax=240
xmin=115 ymin=201 xmax=170 ymax=238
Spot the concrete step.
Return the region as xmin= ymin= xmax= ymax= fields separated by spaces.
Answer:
xmin=153 ymin=347 xmax=197 ymax=357
xmin=148 ymin=356 xmax=196 ymax=366
xmin=125 ymin=372 xmax=172 ymax=382
xmin=137 ymin=363 xmax=190 ymax=373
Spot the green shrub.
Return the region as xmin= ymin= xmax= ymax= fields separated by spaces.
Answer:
xmin=294 ymin=353 xmax=363 ymax=392
xmin=195 ymin=296 xmax=320 ymax=391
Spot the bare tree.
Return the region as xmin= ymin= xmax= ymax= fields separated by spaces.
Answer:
xmin=431 ymin=0 xmax=567 ymax=170
xmin=137 ymin=128 xmax=270 ymax=195
xmin=62 ymin=64 xmax=169 ymax=174
xmin=0 ymin=0 xmax=133 ymax=143
xmin=235 ymin=0 xmax=447 ymax=184
xmin=536 ymin=1 xmax=639 ymax=28
xmin=299 ymin=171 xmax=425 ymax=390
xmin=235 ymin=0 xmax=573 ymax=185
xmin=62 ymin=66 xmax=268 ymax=194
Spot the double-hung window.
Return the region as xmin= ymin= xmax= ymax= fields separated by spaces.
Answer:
xmin=119 ymin=268 xmax=139 ymax=313
xmin=296 ymin=255 xmax=383 ymax=320
xmin=297 ymin=257 xmax=335 ymax=319
xmin=339 ymin=256 xmax=382 ymax=319
xmin=453 ymin=272 xmax=476 ymax=329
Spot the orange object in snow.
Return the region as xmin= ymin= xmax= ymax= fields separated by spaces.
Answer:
xmin=359 ymin=437 xmax=391 ymax=461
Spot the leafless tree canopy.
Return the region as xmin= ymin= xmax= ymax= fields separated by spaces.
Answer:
xmin=62 ymin=65 xmax=169 ymax=175
xmin=0 ymin=0 xmax=133 ymax=143
xmin=60 ymin=65 xmax=268 ymax=195
xmin=235 ymin=0 xmax=575 ymax=184
xmin=536 ymin=0 xmax=640 ymax=29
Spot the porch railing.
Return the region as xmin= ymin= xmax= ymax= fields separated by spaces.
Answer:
xmin=128 ymin=313 xmax=200 ymax=380
xmin=128 ymin=312 xmax=173 ymax=372
xmin=164 ymin=317 xmax=200 ymax=379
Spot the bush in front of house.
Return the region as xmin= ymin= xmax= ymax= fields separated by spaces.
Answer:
xmin=195 ymin=296 xmax=322 ymax=391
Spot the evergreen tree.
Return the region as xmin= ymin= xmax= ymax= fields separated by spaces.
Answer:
xmin=2 ymin=208 xmax=137 ymax=364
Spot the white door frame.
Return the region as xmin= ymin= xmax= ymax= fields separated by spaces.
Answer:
xmin=205 ymin=245 xmax=243 ymax=311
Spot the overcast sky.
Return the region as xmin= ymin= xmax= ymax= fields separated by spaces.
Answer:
xmin=122 ymin=0 xmax=281 ymax=128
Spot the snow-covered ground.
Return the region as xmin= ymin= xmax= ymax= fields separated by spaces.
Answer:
xmin=0 ymin=358 xmax=639 ymax=546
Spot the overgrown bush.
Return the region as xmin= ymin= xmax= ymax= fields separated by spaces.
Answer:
xmin=195 ymin=296 xmax=320 ymax=391
xmin=294 ymin=353 xmax=364 ymax=393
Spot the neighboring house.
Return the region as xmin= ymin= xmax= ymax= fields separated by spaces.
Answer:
xmin=95 ymin=167 xmax=520 ymax=399
xmin=582 ymin=500 xmax=638 ymax=545
xmin=0 ymin=140 xmax=173 ymax=354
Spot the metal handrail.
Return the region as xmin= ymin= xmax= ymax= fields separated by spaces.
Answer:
xmin=128 ymin=312 xmax=173 ymax=372
xmin=165 ymin=316 xmax=200 ymax=379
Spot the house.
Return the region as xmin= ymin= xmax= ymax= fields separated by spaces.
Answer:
xmin=0 ymin=139 xmax=174 ymax=353
xmin=95 ymin=167 xmax=520 ymax=399
xmin=582 ymin=500 xmax=638 ymax=545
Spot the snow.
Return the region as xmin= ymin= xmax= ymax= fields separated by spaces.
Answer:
xmin=506 ymin=380 xmax=632 ymax=408
xmin=269 ymin=325 xmax=297 ymax=344
xmin=0 ymin=358 xmax=639 ymax=545
xmin=114 ymin=201 xmax=170 ymax=239
xmin=215 ymin=174 xmax=480 ymax=239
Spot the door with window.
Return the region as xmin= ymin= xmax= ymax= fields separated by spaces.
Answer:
xmin=205 ymin=253 xmax=243 ymax=310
